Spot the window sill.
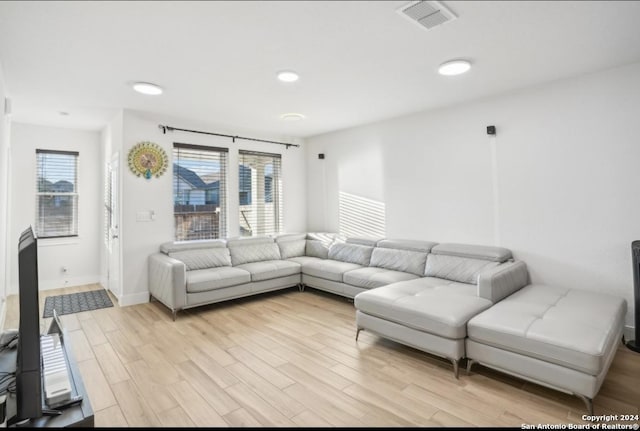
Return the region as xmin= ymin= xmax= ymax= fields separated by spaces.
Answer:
xmin=38 ymin=237 xmax=81 ymax=247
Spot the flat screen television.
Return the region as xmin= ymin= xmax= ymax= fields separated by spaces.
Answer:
xmin=16 ymin=226 xmax=42 ymax=420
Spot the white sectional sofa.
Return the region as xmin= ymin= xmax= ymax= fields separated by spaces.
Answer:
xmin=354 ymin=243 xmax=524 ymax=378
xmin=147 ymin=232 xmax=625 ymax=414
xmin=302 ymin=238 xmax=436 ymax=298
xmin=465 ymin=284 xmax=626 ymax=414
xmin=148 ymin=236 xmax=304 ymax=319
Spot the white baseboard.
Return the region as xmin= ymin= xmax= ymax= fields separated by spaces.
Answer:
xmin=118 ymin=291 xmax=149 ymax=307
xmin=624 ymin=325 xmax=636 ymax=341
xmin=38 ymin=275 xmax=102 ymax=291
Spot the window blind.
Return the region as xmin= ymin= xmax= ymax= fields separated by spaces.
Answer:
xmin=35 ymin=150 xmax=79 ymax=238
xmin=238 ymin=150 xmax=282 ymax=237
xmin=173 ymin=143 xmax=228 ymax=240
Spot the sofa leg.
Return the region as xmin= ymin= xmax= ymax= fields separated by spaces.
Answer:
xmin=576 ymin=394 xmax=594 ymax=415
xmin=451 ymin=358 xmax=460 ymax=379
xmin=466 ymin=359 xmax=476 ymax=375
xmin=355 ymin=327 xmax=363 ymax=341
xmin=172 ymin=309 xmax=178 ymax=322
xmin=298 ymin=283 xmax=305 ymax=292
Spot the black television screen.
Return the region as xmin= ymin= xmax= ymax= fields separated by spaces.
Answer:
xmin=16 ymin=226 xmax=42 ymax=420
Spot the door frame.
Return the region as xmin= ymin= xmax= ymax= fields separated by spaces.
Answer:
xmin=106 ymin=153 xmax=122 ymax=299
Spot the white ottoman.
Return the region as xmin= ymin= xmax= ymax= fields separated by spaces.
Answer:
xmin=466 ymin=284 xmax=626 ymax=414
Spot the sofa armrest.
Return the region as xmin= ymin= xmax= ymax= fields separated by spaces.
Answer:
xmin=477 ymin=260 xmax=529 ymax=303
xmin=148 ymin=253 xmax=187 ymax=312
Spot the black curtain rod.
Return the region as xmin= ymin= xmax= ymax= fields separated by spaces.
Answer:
xmin=158 ymin=124 xmax=299 ymax=149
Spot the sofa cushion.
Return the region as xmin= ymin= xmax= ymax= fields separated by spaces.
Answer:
xmin=424 ymin=254 xmax=500 ymax=284
xmin=278 ymin=239 xmax=306 ymax=259
xmin=168 ymin=248 xmax=231 ymax=271
xmin=376 ymin=239 xmax=437 ymax=253
xmin=301 ymin=259 xmax=363 ymax=282
xmin=354 ymin=278 xmax=492 ymax=339
xmin=370 ymin=247 xmax=428 ymax=276
xmin=160 ymin=239 xmax=226 ymax=254
xmin=227 ymin=236 xmax=274 ymax=247
xmin=328 ymin=243 xmax=373 ymax=266
xmin=306 ymin=240 xmax=330 ymax=259
xmin=431 ymin=243 xmax=512 ymax=263
xmin=343 ymin=267 xmax=419 ymax=289
xmin=186 ymin=267 xmax=251 ymax=293
xmin=346 ymin=237 xmax=381 ymax=247
xmin=274 ymin=233 xmax=307 ymax=243
xmin=287 ymin=256 xmax=324 ymax=266
xmin=305 ymin=232 xmax=340 ymax=258
xmin=235 ymin=260 xmax=301 ymax=282
xmin=467 ymin=284 xmax=626 ymax=375
xmin=229 ymin=242 xmax=281 ymax=266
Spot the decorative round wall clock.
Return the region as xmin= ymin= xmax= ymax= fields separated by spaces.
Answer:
xmin=128 ymin=141 xmax=168 ymax=179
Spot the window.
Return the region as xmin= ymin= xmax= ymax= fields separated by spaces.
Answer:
xmin=238 ymin=150 xmax=282 ymax=237
xmin=173 ymin=143 xmax=228 ymax=240
xmin=36 ymin=150 xmax=79 ymax=238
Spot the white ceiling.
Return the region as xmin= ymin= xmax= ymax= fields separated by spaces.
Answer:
xmin=1 ymin=1 xmax=640 ymax=138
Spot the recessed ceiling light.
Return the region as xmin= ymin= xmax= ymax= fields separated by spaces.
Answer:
xmin=438 ymin=59 xmax=471 ymax=76
xmin=59 ymin=111 xmax=69 ymax=116
xmin=277 ymin=70 xmax=299 ymax=83
xmin=132 ymin=82 xmax=163 ymax=95
xmin=280 ymin=113 xmax=305 ymax=121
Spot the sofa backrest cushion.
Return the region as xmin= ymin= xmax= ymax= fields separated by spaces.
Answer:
xmin=229 ymin=242 xmax=281 ymax=266
xmin=370 ymin=248 xmax=428 ymax=276
xmin=425 ymin=254 xmax=500 ymax=284
xmin=160 ymin=239 xmax=226 ymax=254
xmin=278 ymin=240 xmax=307 ymax=259
xmin=226 ymin=236 xmax=275 ymax=247
xmin=376 ymin=239 xmax=437 ymax=253
xmin=305 ymin=232 xmax=340 ymax=259
xmin=168 ymin=248 xmax=231 ymax=271
xmin=431 ymin=243 xmax=512 ymax=263
xmin=328 ymin=243 xmax=373 ymax=266
xmin=306 ymin=240 xmax=330 ymax=259
xmin=346 ymin=237 xmax=382 ymax=247
xmin=274 ymin=233 xmax=307 ymax=243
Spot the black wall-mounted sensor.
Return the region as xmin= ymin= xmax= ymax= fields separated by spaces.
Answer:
xmin=487 ymin=125 xmax=496 ymax=135
xmin=318 ymin=153 xmax=325 ymax=159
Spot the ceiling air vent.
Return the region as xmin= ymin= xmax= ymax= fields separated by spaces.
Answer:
xmin=397 ymin=1 xmax=457 ymax=31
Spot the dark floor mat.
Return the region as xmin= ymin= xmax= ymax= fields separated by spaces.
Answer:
xmin=43 ymin=289 xmax=114 ymax=318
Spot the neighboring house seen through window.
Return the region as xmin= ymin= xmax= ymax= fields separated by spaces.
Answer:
xmin=173 ymin=143 xmax=228 ymax=240
xmin=36 ymin=149 xmax=79 ymax=238
xmin=238 ymin=150 xmax=282 ymax=237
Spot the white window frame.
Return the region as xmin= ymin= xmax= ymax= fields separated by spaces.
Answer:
xmin=35 ymin=149 xmax=79 ymax=238
xmin=173 ymin=143 xmax=228 ymax=241
xmin=238 ymin=150 xmax=282 ymax=237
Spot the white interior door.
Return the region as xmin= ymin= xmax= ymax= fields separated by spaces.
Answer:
xmin=107 ymin=155 xmax=121 ymax=297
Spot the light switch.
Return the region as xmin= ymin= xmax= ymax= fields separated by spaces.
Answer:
xmin=136 ymin=211 xmax=153 ymax=222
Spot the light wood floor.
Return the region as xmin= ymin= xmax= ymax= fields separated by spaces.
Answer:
xmin=4 ymin=284 xmax=640 ymax=427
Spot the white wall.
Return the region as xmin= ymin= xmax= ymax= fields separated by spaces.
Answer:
xmin=0 ymin=61 xmax=10 ymax=325
xmin=8 ymin=123 xmax=102 ymax=292
xmin=118 ymin=110 xmax=307 ymax=305
xmin=306 ymin=61 xmax=640 ymax=330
